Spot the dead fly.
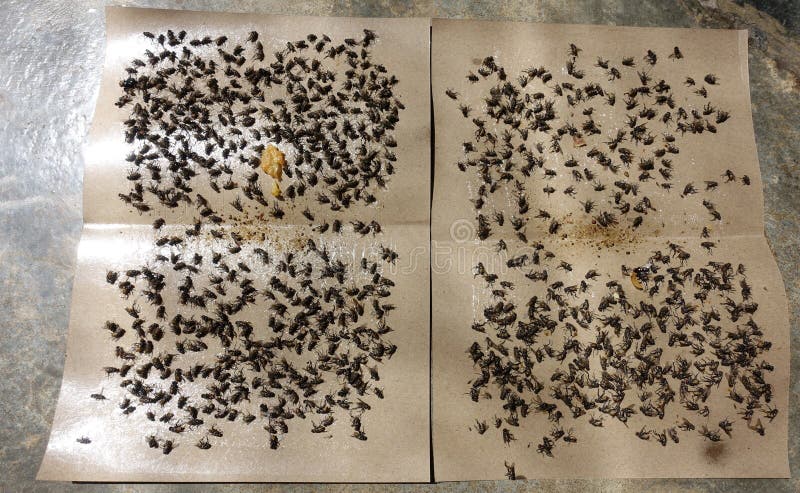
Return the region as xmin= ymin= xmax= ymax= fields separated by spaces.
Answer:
xmin=162 ymin=440 xmax=175 ymax=455
xmin=700 ymin=241 xmax=716 ymax=253
xmin=537 ymin=436 xmax=554 ymax=457
xmin=146 ymin=435 xmax=159 ymax=448
xmin=719 ymin=419 xmax=733 ymax=438
xmin=699 ymin=426 xmax=721 ymax=442
xmin=763 ymin=406 xmax=779 ymax=422
xmin=504 ymin=461 xmax=516 ymax=480
xmin=748 ymin=419 xmax=765 ymax=436
xmin=502 ymin=428 xmax=515 ymax=445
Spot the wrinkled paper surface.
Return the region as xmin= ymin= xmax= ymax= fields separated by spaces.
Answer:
xmin=431 ymin=19 xmax=789 ymax=480
xmin=37 ymin=11 xmax=789 ymax=482
xmin=38 ymin=7 xmax=431 ymax=483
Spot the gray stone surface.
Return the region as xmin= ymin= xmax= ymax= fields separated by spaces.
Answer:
xmin=1 ymin=0 xmax=798 ymax=491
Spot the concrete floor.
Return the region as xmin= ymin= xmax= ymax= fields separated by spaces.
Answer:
xmin=1 ymin=0 xmax=799 ymax=491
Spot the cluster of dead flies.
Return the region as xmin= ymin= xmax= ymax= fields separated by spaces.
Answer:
xmin=445 ymin=45 xmax=773 ymax=476
xmin=78 ymin=29 xmax=403 ymax=455
xmin=447 ymin=44 xmax=751 ymax=241
xmin=472 ymin=242 xmax=776 ymax=477
xmin=117 ymin=27 xmax=402 ymax=219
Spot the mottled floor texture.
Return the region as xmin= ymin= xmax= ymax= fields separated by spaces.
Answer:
xmin=1 ymin=0 xmax=799 ymax=491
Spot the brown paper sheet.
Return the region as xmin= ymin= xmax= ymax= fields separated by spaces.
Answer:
xmin=38 ymin=7 xmax=430 ymax=482
xmin=431 ymin=19 xmax=789 ymax=479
